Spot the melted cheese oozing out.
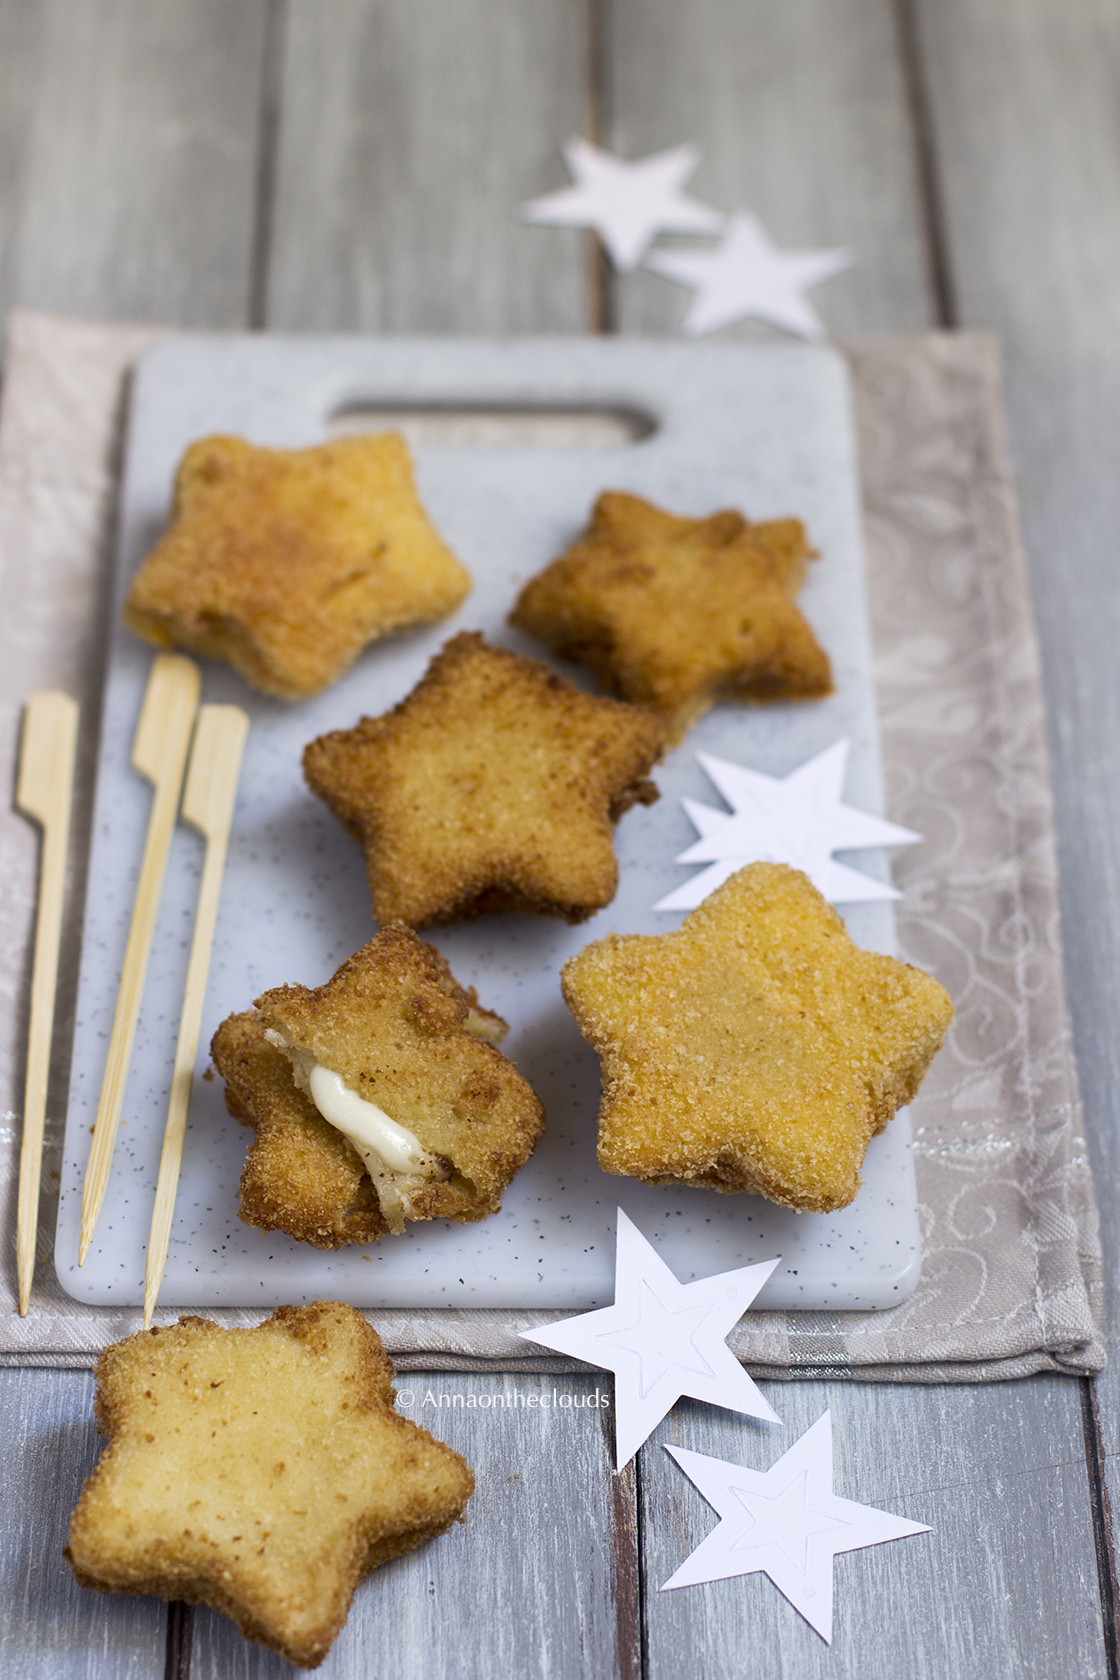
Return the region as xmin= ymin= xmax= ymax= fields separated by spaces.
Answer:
xmin=306 ymin=1064 xmax=432 ymax=1176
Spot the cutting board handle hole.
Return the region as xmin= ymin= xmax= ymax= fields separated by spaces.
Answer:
xmin=325 ymin=402 xmax=657 ymax=449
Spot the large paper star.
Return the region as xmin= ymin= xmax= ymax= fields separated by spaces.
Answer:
xmin=518 ymin=1209 xmax=781 ymax=1468
xmin=654 ymin=739 xmax=920 ymax=913
xmin=662 ymin=1411 xmax=931 ymax=1641
xmin=522 ymin=138 xmax=723 ymax=270
xmin=645 ymin=210 xmax=849 ymax=338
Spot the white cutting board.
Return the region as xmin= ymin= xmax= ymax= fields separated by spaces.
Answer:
xmin=55 ymin=337 xmax=921 ymax=1312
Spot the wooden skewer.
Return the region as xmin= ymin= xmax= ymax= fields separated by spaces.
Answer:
xmin=15 ymin=691 xmax=80 ymax=1315
xmin=78 ymin=654 xmax=200 ymax=1265
xmin=144 ymin=704 xmax=248 ymax=1329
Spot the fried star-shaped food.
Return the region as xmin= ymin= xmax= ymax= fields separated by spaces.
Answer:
xmin=510 ymin=490 xmax=833 ymax=742
xmin=211 ymin=924 xmax=544 ymax=1246
xmin=123 ymin=432 xmax=471 ymax=700
xmin=303 ymin=631 xmax=665 ymax=927
xmin=64 ymin=1302 xmax=474 ymax=1669
xmin=562 ymin=862 xmax=953 ymax=1212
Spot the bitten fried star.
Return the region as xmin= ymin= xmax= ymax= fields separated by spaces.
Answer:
xmin=662 ymin=1411 xmax=931 ymax=1642
xmin=518 ymin=1209 xmax=781 ymax=1468
xmin=522 ymin=138 xmax=723 ymax=270
xmin=654 ymin=739 xmax=920 ymax=912
xmin=645 ymin=210 xmax=849 ymax=338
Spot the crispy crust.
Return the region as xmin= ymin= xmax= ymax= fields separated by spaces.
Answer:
xmin=64 ymin=1303 xmax=474 ymax=1669
xmin=302 ymin=630 xmax=665 ymax=927
xmin=510 ymin=490 xmax=833 ymax=743
xmin=561 ymin=862 xmax=954 ymax=1212
xmin=211 ymin=924 xmax=545 ymax=1247
xmin=122 ymin=433 xmax=471 ymax=700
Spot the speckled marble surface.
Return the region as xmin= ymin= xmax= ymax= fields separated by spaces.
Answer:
xmin=54 ymin=336 xmax=919 ymax=1311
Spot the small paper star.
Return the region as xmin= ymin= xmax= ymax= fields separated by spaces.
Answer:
xmin=645 ymin=210 xmax=850 ymax=338
xmin=522 ymin=138 xmax=723 ymax=270
xmin=518 ymin=1208 xmax=781 ymax=1468
xmin=654 ymin=739 xmax=920 ymax=913
xmin=662 ymin=1411 xmax=931 ymax=1642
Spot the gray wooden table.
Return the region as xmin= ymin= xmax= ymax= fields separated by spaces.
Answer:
xmin=1 ymin=3 xmax=1118 ymax=1675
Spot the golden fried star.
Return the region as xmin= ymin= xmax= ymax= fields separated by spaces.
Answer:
xmin=561 ymin=861 xmax=953 ymax=1212
xmin=303 ymin=631 xmax=665 ymax=927
xmin=123 ymin=432 xmax=471 ymax=700
xmin=211 ymin=924 xmax=544 ymax=1246
xmin=510 ymin=490 xmax=832 ymax=742
xmin=65 ymin=1303 xmax=474 ymax=1669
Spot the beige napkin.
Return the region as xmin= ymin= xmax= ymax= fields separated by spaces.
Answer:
xmin=0 ymin=312 xmax=1103 ymax=1379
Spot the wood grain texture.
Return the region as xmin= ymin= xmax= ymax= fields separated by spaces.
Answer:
xmin=266 ymin=0 xmax=591 ymax=332
xmin=911 ymin=0 xmax=1120 ymax=1473
xmin=603 ymin=0 xmax=935 ymax=338
xmin=0 ymin=0 xmax=268 ymax=329
xmin=640 ymin=1376 xmax=1108 ymax=1679
xmin=190 ymin=1372 xmax=633 ymax=1679
xmin=0 ymin=1367 xmax=166 ymax=1680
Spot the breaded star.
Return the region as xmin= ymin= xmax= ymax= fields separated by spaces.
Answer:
xmin=64 ymin=1303 xmax=474 ymax=1670
xmin=211 ymin=924 xmax=544 ymax=1246
xmin=123 ymin=433 xmax=471 ymax=700
xmin=562 ymin=862 xmax=953 ymax=1213
xmin=303 ymin=631 xmax=665 ymax=927
xmin=511 ymin=490 xmax=832 ymax=743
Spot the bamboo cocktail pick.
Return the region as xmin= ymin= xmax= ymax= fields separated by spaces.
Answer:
xmin=15 ymin=691 xmax=80 ymax=1315
xmin=79 ymin=654 xmax=200 ymax=1265
xmin=144 ymin=704 xmax=248 ymax=1328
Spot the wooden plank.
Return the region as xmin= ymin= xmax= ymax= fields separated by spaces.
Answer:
xmin=910 ymin=0 xmax=1120 ymax=1476
xmin=191 ymin=1371 xmax=633 ymax=1679
xmin=605 ymin=0 xmax=935 ymax=337
xmin=599 ymin=2 xmax=1111 ymax=1664
xmin=0 ymin=1367 xmax=166 ymax=1680
xmin=266 ymin=0 xmax=591 ymax=331
xmin=0 ymin=0 xmax=268 ymax=329
xmin=640 ymin=1376 xmax=1108 ymax=1678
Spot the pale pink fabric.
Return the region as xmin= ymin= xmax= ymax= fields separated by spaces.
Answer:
xmin=0 ymin=315 xmax=1101 ymax=1378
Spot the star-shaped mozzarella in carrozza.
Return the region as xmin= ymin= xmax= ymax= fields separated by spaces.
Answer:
xmin=522 ymin=138 xmax=723 ymax=270
xmin=510 ymin=491 xmax=832 ymax=746
xmin=646 ymin=210 xmax=850 ymax=338
xmin=562 ymin=863 xmax=955 ymax=1213
xmin=654 ymin=739 xmax=920 ymax=912
xmin=662 ymin=1411 xmax=931 ymax=1641
xmin=518 ymin=1208 xmax=781 ymax=1468
xmin=65 ymin=1303 xmax=474 ymax=1669
xmin=303 ymin=632 xmax=665 ymax=928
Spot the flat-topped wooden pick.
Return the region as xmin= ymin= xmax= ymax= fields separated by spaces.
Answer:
xmin=15 ymin=691 xmax=79 ymax=1315
xmin=79 ymin=654 xmax=200 ymax=1265
xmin=144 ymin=704 xmax=248 ymax=1328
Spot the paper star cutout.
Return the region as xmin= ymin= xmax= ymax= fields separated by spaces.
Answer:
xmin=522 ymin=138 xmax=723 ymax=270
xmin=645 ymin=210 xmax=850 ymax=338
xmin=662 ymin=1411 xmax=931 ymax=1641
xmin=654 ymin=739 xmax=920 ymax=912
xmin=518 ymin=1208 xmax=781 ymax=1468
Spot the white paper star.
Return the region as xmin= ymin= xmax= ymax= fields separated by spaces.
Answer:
xmin=518 ymin=1209 xmax=781 ymax=1468
xmin=654 ymin=739 xmax=920 ymax=913
xmin=645 ymin=209 xmax=850 ymax=338
xmin=662 ymin=1411 xmax=931 ymax=1641
xmin=522 ymin=138 xmax=723 ymax=271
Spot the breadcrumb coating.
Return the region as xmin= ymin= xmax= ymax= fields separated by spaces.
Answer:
xmin=302 ymin=630 xmax=665 ymax=927
xmin=64 ymin=1303 xmax=473 ymax=1669
xmin=511 ymin=490 xmax=832 ymax=742
xmin=561 ymin=862 xmax=954 ymax=1212
xmin=123 ymin=432 xmax=470 ymax=699
xmin=211 ymin=924 xmax=544 ymax=1247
